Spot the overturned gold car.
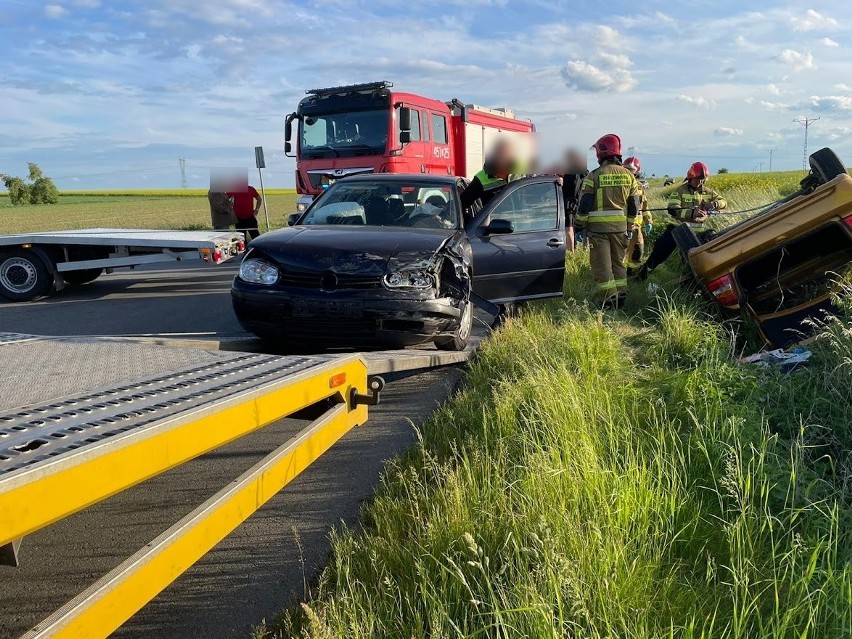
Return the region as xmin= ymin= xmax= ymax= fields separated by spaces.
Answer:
xmin=673 ymin=148 xmax=852 ymax=347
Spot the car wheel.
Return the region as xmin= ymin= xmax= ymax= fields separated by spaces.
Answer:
xmin=435 ymin=299 xmax=472 ymax=351
xmin=809 ymin=148 xmax=847 ymax=185
xmin=62 ymin=268 xmax=103 ymax=285
xmin=672 ymin=223 xmax=701 ymax=259
xmin=0 ymin=249 xmax=54 ymax=301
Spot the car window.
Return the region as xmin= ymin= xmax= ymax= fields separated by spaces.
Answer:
xmin=432 ymin=114 xmax=448 ymax=144
xmin=487 ymin=182 xmax=558 ymax=232
xmin=409 ymin=110 xmax=421 ymax=142
xmin=302 ymin=180 xmax=460 ymax=229
xmin=422 ymin=111 xmax=430 ymax=142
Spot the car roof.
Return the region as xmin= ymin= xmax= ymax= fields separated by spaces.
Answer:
xmin=339 ymin=173 xmax=460 ymax=186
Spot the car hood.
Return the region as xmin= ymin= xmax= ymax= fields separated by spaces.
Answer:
xmin=248 ymin=226 xmax=462 ymax=274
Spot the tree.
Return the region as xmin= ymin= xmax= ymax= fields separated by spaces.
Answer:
xmin=718 ymin=167 xmax=729 ymax=174
xmin=1 ymin=163 xmax=59 ymax=205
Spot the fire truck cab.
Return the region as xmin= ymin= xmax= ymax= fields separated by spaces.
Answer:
xmin=285 ymin=81 xmax=535 ymax=213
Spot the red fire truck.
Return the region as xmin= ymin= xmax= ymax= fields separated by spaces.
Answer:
xmin=285 ymin=81 xmax=535 ymax=212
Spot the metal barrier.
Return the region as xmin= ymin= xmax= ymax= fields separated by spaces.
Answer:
xmin=0 ymin=348 xmax=382 ymax=638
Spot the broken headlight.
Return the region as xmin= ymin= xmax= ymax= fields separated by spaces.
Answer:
xmin=239 ymin=258 xmax=279 ymax=285
xmin=383 ymin=269 xmax=435 ymax=290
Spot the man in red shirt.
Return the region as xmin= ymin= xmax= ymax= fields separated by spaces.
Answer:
xmin=227 ymin=184 xmax=262 ymax=239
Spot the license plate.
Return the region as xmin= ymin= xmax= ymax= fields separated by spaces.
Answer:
xmin=291 ymin=299 xmax=363 ymax=318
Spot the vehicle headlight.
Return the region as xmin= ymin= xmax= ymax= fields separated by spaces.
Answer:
xmin=383 ymin=269 xmax=435 ymax=289
xmin=239 ymin=258 xmax=279 ymax=285
xmin=296 ymin=202 xmax=309 ymax=212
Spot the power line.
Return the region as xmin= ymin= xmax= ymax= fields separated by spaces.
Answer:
xmin=793 ymin=116 xmax=820 ymax=170
xmin=178 ymin=156 xmax=187 ymax=189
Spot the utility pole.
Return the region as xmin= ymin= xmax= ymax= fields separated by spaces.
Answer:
xmin=178 ymin=157 xmax=187 ymax=189
xmin=768 ymin=149 xmax=776 ymax=172
xmin=793 ymin=117 xmax=820 ymax=170
xmin=627 ymin=146 xmax=635 ymax=157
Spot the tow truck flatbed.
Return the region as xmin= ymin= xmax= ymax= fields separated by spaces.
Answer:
xmin=0 ymin=228 xmax=246 ymax=302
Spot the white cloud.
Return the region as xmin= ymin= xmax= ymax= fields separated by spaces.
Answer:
xmin=778 ymin=49 xmax=814 ymax=71
xmin=677 ymin=94 xmax=717 ymax=109
xmin=793 ymin=9 xmax=838 ymax=32
xmin=805 ymin=95 xmax=852 ymax=111
xmin=598 ymin=52 xmax=632 ymax=69
xmin=714 ymin=127 xmax=744 ymax=137
xmin=767 ymin=83 xmax=781 ymax=96
xmin=760 ymin=100 xmax=792 ymax=111
xmin=71 ymin=0 xmax=100 ymax=6
xmin=44 ymin=4 xmax=67 ymax=18
xmin=821 ymin=37 xmax=839 ymax=47
xmin=595 ymin=25 xmax=621 ymax=49
xmin=836 ymin=83 xmax=852 ymax=93
xmin=561 ymin=60 xmax=636 ymax=93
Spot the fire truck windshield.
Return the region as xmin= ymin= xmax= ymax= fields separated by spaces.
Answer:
xmin=300 ymin=109 xmax=389 ymax=159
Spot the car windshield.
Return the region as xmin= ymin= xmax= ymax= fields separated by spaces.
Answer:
xmin=301 ymin=110 xmax=388 ymax=158
xmin=300 ymin=180 xmax=461 ymax=230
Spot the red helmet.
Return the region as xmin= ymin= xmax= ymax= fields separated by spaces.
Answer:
xmin=686 ymin=162 xmax=710 ymax=180
xmin=592 ymin=134 xmax=622 ymax=161
xmin=623 ymin=156 xmax=641 ymax=174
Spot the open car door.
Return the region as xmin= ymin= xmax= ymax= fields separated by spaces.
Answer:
xmin=466 ymin=177 xmax=566 ymax=303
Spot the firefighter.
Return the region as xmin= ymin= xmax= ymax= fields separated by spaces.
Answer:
xmin=637 ymin=161 xmax=727 ymax=279
xmin=460 ymin=139 xmax=514 ymax=211
xmin=622 ymin=156 xmax=650 ymax=271
xmin=578 ymin=134 xmax=642 ymax=309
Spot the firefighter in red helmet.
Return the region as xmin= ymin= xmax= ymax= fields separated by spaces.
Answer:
xmin=622 ymin=156 xmax=651 ymax=271
xmin=637 ymin=161 xmax=727 ymax=279
xmin=577 ymin=134 xmax=642 ymax=309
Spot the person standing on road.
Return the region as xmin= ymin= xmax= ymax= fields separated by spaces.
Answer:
xmin=622 ymin=156 xmax=651 ymax=272
xmin=637 ymin=162 xmax=727 ymax=279
xmin=207 ymin=190 xmax=235 ymax=231
xmin=561 ymin=148 xmax=588 ymax=252
xmin=227 ymin=184 xmax=263 ymax=240
xmin=578 ymin=134 xmax=642 ymax=309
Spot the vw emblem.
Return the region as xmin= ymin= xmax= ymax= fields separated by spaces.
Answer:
xmin=333 ymin=169 xmax=346 ymax=176
xmin=320 ymin=271 xmax=338 ymax=290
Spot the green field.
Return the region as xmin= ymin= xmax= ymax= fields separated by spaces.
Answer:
xmin=0 ymin=190 xmax=297 ymax=234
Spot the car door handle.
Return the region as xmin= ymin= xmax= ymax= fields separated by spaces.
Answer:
xmin=547 ymin=238 xmax=565 ymax=248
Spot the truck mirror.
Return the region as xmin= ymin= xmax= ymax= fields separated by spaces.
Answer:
xmin=399 ymin=131 xmax=411 ymax=145
xmin=284 ymin=113 xmax=296 ymax=156
xmin=398 ymin=107 xmax=411 ymax=132
xmin=287 ymin=213 xmax=301 ymax=226
xmin=285 ymin=141 xmax=292 ymax=153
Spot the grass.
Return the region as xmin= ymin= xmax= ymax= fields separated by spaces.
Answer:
xmin=0 ymin=191 xmax=297 ymax=233
xmin=249 ymin=242 xmax=851 ymax=634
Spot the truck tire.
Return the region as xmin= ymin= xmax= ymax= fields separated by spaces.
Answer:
xmin=0 ymin=249 xmax=54 ymax=301
xmin=62 ymin=268 xmax=103 ymax=285
xmin=809 ymin=148 xmax=847 ymax=185
xmin=672 ymin=223 xmax=701 ymax=260
xmin=435 ymin=299 xmax=472 ymax=351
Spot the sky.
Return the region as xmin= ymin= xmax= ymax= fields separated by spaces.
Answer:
xmin=1 ymin=0 xmax=851 ymax=189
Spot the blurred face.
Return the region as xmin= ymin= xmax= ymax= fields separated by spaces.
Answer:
xmin=689 ymin=177 xmax=705 ymax=189
xmin=492 ymin=144 xmax=515 ymax=178
xmin=565 ymin=149 xmax=586 ymax=173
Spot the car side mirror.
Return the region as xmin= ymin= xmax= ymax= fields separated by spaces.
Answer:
xmin=287 ymin=213 xmax=300 ymax=226
xmin=399 ymin=130 xmax=411 ymax=145
xmin=482 ymin=218 xmax=514 ymax=235
xmin=398 ymin=107 xmax=411 ymax=131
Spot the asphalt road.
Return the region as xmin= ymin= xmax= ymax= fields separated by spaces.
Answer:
xmin=0 ymin=261 xmax=465 ymax=638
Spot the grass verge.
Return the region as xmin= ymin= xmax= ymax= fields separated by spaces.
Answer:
xmin=254 ymin=251 xmax=851 ymax=638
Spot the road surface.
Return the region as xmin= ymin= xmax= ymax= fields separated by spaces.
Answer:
xmin=0 ymin=262 xmax=465 ymax=638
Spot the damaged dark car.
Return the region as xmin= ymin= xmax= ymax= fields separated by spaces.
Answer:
xmin=231 ymin=174 xmax=567 ymax=349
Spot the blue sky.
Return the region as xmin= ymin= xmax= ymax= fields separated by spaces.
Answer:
xmin=1 ymin=0 xmax=850 ymax=189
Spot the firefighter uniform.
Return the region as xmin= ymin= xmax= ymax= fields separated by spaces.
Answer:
xmin=460 ymin=170 xmax=507 ymax=210
xmin=641 ymin=182 xmax=727 ymax=274
xmin=624 ymin=184 xmax=649 ymax=269
xmin=578 ymin=161 xmax=641 ymax=306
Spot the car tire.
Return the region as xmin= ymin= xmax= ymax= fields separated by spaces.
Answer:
xmin=435 ymin=299 xmax=472 ymax=351
xmin=672 ymin=223 xmax=701 ymax=259
xmin=809 ymin=148 xmax=847 ymax=185
xmin=62 ymin=268 xmax=103 ymax=285
xmin=0 ymin=249 xmax=54 ymax=302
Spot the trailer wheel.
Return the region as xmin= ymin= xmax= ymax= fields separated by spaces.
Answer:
xmin=809 ymin=148 xmax=847 ymax=185
xmin=62 ymin=268 xmax=103 ymax=286
xmin=0 ymin=249 xmax=54 ymax=301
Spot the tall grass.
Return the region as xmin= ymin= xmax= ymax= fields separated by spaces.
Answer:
xmin=254 ymin=252 xmax=852 ymax=639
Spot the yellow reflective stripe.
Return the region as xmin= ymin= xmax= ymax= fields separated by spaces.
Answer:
xmin=582 ymin=177 xmax=594 ymax=190
xmin=596 ymin=187 xmax=603 ymax=210
xmin=598 ymin=173 xmax=632 ymax=187
xmin=596 ymin=280 xmax=618 ymax=291
xmin=613 ymin=278 xmax=627 ymax=288
xmin=588 ymin=213 xmax=626 ymax=223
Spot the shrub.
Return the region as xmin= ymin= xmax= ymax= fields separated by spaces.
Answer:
xmin=1 ymin=163 xmax=60 ymax=205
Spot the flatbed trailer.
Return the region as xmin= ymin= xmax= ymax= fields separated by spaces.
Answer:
xmin=0 ymin=333 xmax=383 ymax=638
xmin=0 ymin=228 xmax=246 ymax=302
